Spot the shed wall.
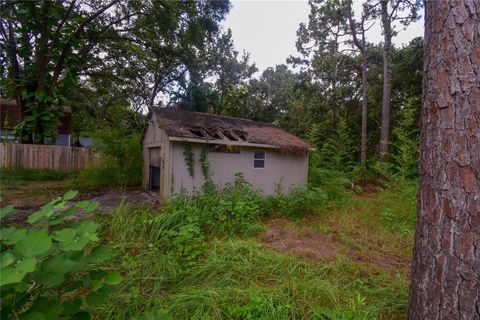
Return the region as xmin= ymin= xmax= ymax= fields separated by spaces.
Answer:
xmin=170 ymin=142 xmax=308 ymax=196
xmin=142 ymin=116 xmax=171 ymax=200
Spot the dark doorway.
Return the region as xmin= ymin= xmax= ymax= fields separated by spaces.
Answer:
xmin=148 ymin=147 xmax=161 ymax=191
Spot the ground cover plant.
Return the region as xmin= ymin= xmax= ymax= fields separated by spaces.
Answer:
xmin=92 ymin=175 xmax=417 ymax=320
xmin=0 ymin=168 xmax=417 ymax=319
xmin=0 ymin=191 xmax=121 ymax=319
xmin=0 ymin=168 xmax=77 ymax=210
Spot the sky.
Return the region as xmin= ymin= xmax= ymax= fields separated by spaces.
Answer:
xmin=222 ymin=0 xmax=424 ymax=73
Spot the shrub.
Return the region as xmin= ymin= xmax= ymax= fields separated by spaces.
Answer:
xmin=0 ymin=191 xmax=120 ymax=319
xmin=77 ymin=128 xmax=142 ymax=187
xmin=264 ymin=186 xmax=329 ymax=219
xmin=149 ymin=175 xmax=265 ymax=262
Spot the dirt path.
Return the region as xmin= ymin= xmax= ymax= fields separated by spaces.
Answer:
xmin=260 ymin=218 xmax=339 ymax=261
xmin=259 ymin=217 xmax=411 ymax=274
xmin=2 ymin=185 xmax=160 ymax=224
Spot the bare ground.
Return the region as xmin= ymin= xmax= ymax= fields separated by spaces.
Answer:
xmin=1 ymin=180 xmax=160 ymax=224
xmin=260 ymin=218 xmax=339 ymax=261
xmin=259 ymin=216 xmax=410 ymax=274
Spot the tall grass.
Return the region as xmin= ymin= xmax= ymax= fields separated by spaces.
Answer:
xmin=94 ymin=177 xmax=413 ymax=320
xmin=0 ymin=167 xmax=72 ymax=183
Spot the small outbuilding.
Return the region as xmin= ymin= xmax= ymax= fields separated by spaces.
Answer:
xmin=142 ymin=108 xmax=311 ymax=201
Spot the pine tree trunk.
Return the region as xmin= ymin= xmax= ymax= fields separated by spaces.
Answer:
xmin=408 ymin=0 xmax=480 ymax=319
xmin=379 ymin=0 xmax=392 ymax=159
xmin=360 ymin=52 xmax=368 ymax=166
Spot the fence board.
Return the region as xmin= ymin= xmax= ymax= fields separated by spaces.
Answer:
xmin=0 ymin=143 xmax=100 ymax=172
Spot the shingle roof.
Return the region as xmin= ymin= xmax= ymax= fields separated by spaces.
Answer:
xmin=151 ymin=108 xmax=311 ymax=154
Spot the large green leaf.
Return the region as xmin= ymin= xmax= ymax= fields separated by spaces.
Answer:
xmin=89 ymin=270 xmax=108 ymax=281
xmin=105 ymin=272 xmax=123 ymax=285
xmin=37 ymin=256 xmax=78 ymax=288
xmin=87 ymin=246 xmax=117 ymax=263
xmin=74 ymin=201 xmax=90 ymax=208
xmin=2 ymin=228 xmax=27 ymax=245
xmin=63 ymin=190 xmax=79 ymax=201
xmin=27 ymin=210 xmax=47 ymax=224
xmin=61 ymin=299 xmax=82 ymax=316
xmin=57 ymin=221 xmax=99 ymax=252
xmin=0 ymin=205 xmax=15 ymax=220
xmin=52 ymin=229 xmax=76 ymax=242
xmin=22 ymin=297 xmax=63 ymax=320
xmin=14 ymin=230 xmax=52 ymax=257
xmin=84 ymin=201 xmax=99 ymax=213
xmin=19 ymin=312 xmax=45 ymax=320
xmin=1 ymin=252 xmax=15 ymax=268
xmin=85 ymin=287 xmax=109 ymax=307
xmin=0 ymin=257 xmax=36 ymax=286
xmin=49 ymin=206 xmax=77 ymax=225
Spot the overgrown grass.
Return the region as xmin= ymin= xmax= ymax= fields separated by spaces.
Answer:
xmin=0 ymin=167 xmax=72 ymax=184
xmin=0 ymin=168 xmax=75 ymax=207
xmin=93 ymin=177 xmax=417 ymax=320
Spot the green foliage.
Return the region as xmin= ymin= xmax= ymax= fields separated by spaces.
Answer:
xmin=319 ymin=118 xmax=357 ymax=172
xmin=379 ymin=181 xmax=418 ymax=235
xmin=183 ymin=144 xmax=195 ymax=178
xmin=0 ymin=191 xmax=120 ymax=319
xmin=315 ymin=294 xmax=378 ymax=320
xmin=199 ymin=147 xmax=215 ymax=193
xmin=150 ymin=175 xmax=264 ymax=263
xmin=2 ymin=1 xmax=230 ymax=143
xmin=264 ymin=186 xmax=329 ymax=219
xmin=391 ymin=97 xmax=420 ymax=182
xmin=0 ymin=168 xmax=71 ymax=182
xmin=77 ymin=128 xmax=142 ymax=187
xmin=308 ymin=167 xmax=351 ymax=203
xmin=227 ymin=292 xmax=293 ymax=319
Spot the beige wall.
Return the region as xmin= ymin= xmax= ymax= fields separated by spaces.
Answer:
xmin=142 ymin=116 xmax=171 ymax=201
xmin=170 ymin=142 xmax=308 ymax=196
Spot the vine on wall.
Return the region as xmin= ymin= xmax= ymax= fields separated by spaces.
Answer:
xmin=199 ymin=147 xmax=211 ymax=180
xmin=183 ymin=144 xmax=195 ymax=178
xmin=200 ymin=146 xmax=215 ymax=192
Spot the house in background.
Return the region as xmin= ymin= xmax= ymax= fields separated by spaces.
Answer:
xmin=0 ymin=98 xmax=93 ymax=147
xmin=1 ymin=98 xmax=72 ymax=145
xmin=142 ymin=108 xmax=311 ymax=200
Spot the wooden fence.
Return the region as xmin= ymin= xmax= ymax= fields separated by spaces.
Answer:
xmin=0 ymin=143 xmax=101 ymax=172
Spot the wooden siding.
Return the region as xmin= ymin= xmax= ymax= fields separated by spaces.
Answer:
xmin=0 ymin=143 xmax=100 ymax=172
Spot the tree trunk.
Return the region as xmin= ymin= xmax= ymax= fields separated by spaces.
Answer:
xmin=379 ymin=0 xmax=392 ymax=159
xmin=332 ymin=79 xmax=338 ymax=130
xmin=408 ymin=1 xmax=480 ymax=319
xmin=360 ymin=52 xmax=368 ymax=166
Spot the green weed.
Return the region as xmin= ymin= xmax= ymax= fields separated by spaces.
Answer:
xmin=0 ymin=167 xmax=72 ymax=184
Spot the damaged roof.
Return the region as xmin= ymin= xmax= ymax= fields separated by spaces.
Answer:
xmin=151 ymin=108 xmax=311 ymax=154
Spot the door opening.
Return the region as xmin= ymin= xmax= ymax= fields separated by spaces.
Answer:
xmin=148 ymin=147 xmax=161 ymax=191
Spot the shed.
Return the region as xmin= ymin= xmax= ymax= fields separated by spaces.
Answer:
xmin=142 ymin=108 xmax=311 ymax=201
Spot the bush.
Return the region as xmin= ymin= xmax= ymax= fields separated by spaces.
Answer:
xmin=0 ymin=191 xmax=120 ymax=319
xmin=264 ymin=186 xmax=329 ymax=219
xmin=77 ymin=128 xmax=142 ymax=187
xmin=149 ymin=175 xmax=264 ymax=263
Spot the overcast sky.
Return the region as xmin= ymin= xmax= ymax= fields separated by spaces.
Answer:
xmin=222 ymin=0 xmax=424 ymax=73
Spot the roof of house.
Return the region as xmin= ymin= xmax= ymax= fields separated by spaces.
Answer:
xmin=151 ymin=108 xmax=311 ymax=154
xmin=0 ymin=98 xmax=72 ymax=133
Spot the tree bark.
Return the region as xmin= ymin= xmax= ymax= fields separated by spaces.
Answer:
xmin=408 ymin=0 xmax=480 ymax=319
xmin=360 ymin=52 xmax=368 ymax=166
xmin=346 ymin=0 xmax=368 ymax=167
xmin=379 ymin=0 xmax=392 ymax=159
